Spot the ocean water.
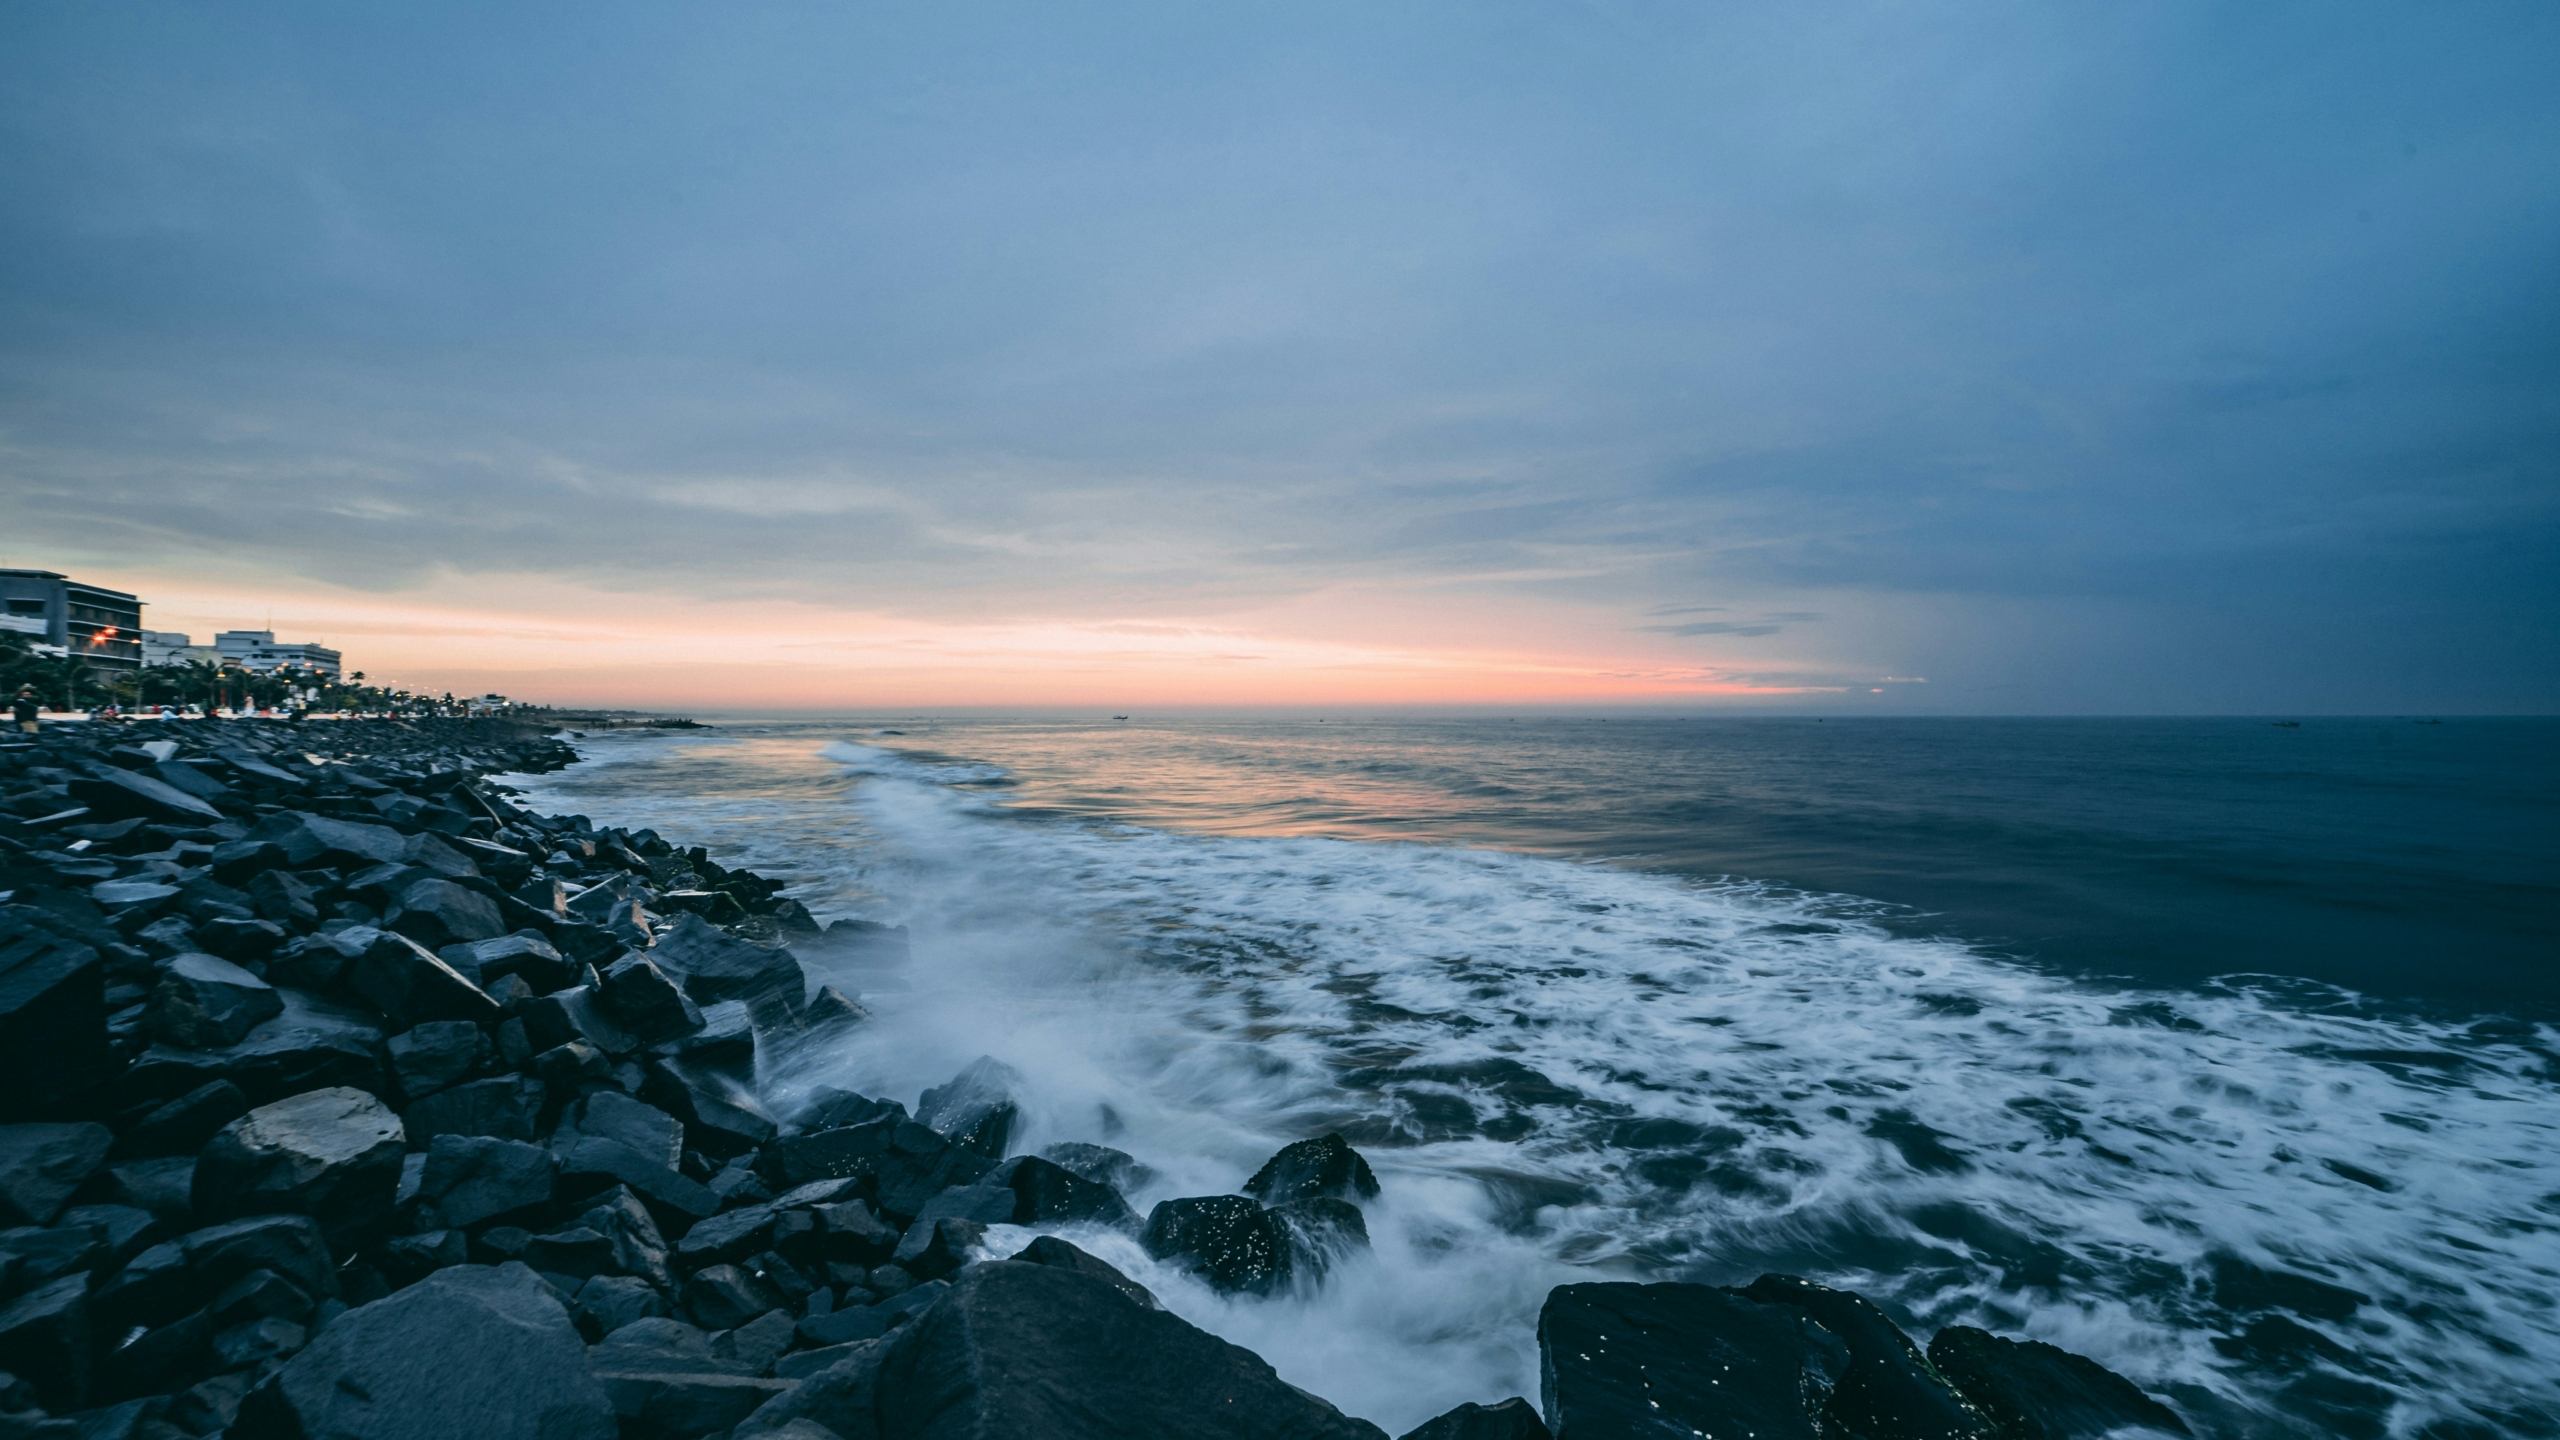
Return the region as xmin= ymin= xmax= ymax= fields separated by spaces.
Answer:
xmin=505 ymin=716 xmax=2560 ymax=1439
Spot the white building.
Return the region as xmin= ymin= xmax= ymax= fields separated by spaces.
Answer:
xmin=141 ymin=630 xmax=220 ymax=667
xmin=215 ymin=630 xmax=343 ymax=679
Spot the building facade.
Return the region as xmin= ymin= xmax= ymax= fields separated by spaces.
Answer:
xmin=215 ymin=630 xmax=343 ymax=679
xmin=0 ymin=569 xmax=144 ymax=670
xmin=140 ymin=630 xmax=220 ymax=667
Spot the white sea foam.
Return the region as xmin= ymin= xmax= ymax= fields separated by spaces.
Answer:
xmin=519 ymin=732 xmax=2560 ymax=1438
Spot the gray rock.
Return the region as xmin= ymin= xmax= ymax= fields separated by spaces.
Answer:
xmin=0 ymin=1223 xmax=106 ymax=1300
xmin=1243 ymin=1133 xmax=1380 ymax=1205
xmin=1140 ymin=1195 xmax=1290 ymax=1295
xmin=1926 ymin=1326 xmax=2191 ymax=1439
xmin=182 ymin=1212 xmax=340 ymax=1303
xmin=124 ymin=987 xmax=388 ymax=1105
xmin=145 ymin=953 xmax=282 ymax=1048
xmin=238 ymin=1263 xmax=617 ymax=1440
xmin=1740 ymin=1275 xmax=1998 ymax=1440
xmin=378 ymin=1228 xmax=469 ymax=1287
xmin=445 ymin=933 xmax=577 ymax=994
xmin=1009 ymin=1234 xmax=1158 ymax=1310
xmin=385 ymin=876 xmax=508 ymax=951
xmin=522 ymin=986 xmax=639 ymax=1057
xmin=573 ymin=1274 xmax=668 ymax=1335
xmin=66 ymin=769 xmax=222 ymax=826
xmin=344 ymin=925 xmax=502 ymax=1027
xmin=578 ymin=1186 xmax=674 ymax=1290
xmin=600 ymin=953 xmax=702 ymax=1044
xmin=889 ymin=1217 xmax=984 ymax=1282
xmin=192 ymin=1087 xmax=407 ymax=1253
xmin=681 ymin=1264 xmax=782 ymax=1332
xmin=404 ymin=1075 xmax=544 ymax=1145
xmin=914 ymin=1057 xmax=1022 ymax=1159
xmin=1538 ymin=1282 xmax=1850 ymax=1440
xmin=639 ymin=1057 xmax=776 ymax=1159
xmin=0 ymin=1124 xmax=114 ymax=1228
xmin=418 ymin=1135 xmax=558 ymax=1229
xmin=649 ymin=914 xmax=807 ymax=1013
xmin=557 ymin=1092 xmax=684 ymax=1171
xmin=990 ymin=1155 xmax=1138 ymax=1229
xmin=599 ymin=1372 xmax=795 ymax=1438
xmin=674 ymin=1203 xmax=776 ymax=1270
xmin=387 ymin=1019 xmax=487 ymax=1101
xmin=245 ymin=812 xmax=415 ymax=875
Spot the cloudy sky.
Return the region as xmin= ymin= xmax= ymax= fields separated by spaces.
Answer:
xmin=3 ymin=2 xmax=2553 ymax=709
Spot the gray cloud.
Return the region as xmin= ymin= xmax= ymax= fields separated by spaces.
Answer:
xmin=0 ymin=1 xmax=2552 ymax=707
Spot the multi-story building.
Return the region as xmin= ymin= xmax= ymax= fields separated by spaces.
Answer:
xmin=140 ymin=630 xmax=221 ymax=667
xmin=215 ymin=630 xmax=343 ymax=679
xmin=0 ymin=569 xmax=144 ymax=670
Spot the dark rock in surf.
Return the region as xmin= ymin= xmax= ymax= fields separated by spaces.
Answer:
xmin=1537 ymin=1281 xmax=1849 ymax=1440
xmin=649 ymin=914 xmax=807 ymax=1014
xmin=1271 ymin=1195 xmax=1372 ymax=1278
xmin=1009 ymin=1234 xmax=1158 ymax=1310
xmin=1140 ymin=1195 xmax=1290 ymax=1295
xmin=1741 ymin=1274 xmax=1998 ymax=1439
xmin=989 ymin=1154 xmax=1140 ymax=1230
xmin=600 ymin=952 xmax=703 ymax=1044
xmin=1398 ymin=1397 xmax=1553 ymax=1440
xmin=1926 ymin=1327 xmax=2191 ymax=1438
xmin=1041 ymin=1140 xmax=1153 ymax=1193
xmin=915 ymin=1056 xmax=1024 ymax=1159
xmin=1243 ymin=1133 xmax=1380 ymax=1205
xmin=237 ymin=1263 xmax=617 ymax=1440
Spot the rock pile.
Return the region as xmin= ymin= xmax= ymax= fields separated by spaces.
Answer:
xmin=0 ymin=716 xmax=2191 ymax=1439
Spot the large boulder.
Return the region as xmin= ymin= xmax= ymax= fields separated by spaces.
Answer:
xmin=387 ymin=1020 xmax=488 ymax=1101
xmin=0 ymin=1123 xmax=114 ymax=1227
xmin=0 ymin=911 xmax=113 ymax=1118
xmin=649 ymin=914 xmax=807 ymax=1014
xmin=405 ymin=1075 xmax=544 ymax=1145
xmin=1009 ymin=1234 xmax=1158 ymax=1310
xmin=915 ymin=1057 xmax=1024 ymax=1159
xmin=748 ymin=1259 xmax=1389 ymax=1439
xmin=246 ymin=812 xmax=415 ymax=873
xmin=114 ymin=1080 xmax=251 ymax=1156
xmin=600 ymin=953 xmax=703 ymax=1044
xmin=1537 ymin=1282 xmax=1849 ymax=1440
xmin=1925 ymin=1327 xmax=2191 ymax=1438
xmin=344 ymin=926 xmax=504 ymax=1027
xmin=237 ymin=1263 xmax=617 ymax=1440
xmin=192 ymin=1087 xmax=407 ymax=1252
xmin=420 ymin=1133 xmax=559 ymax=1228
xmin=1243 ymin=1133 xmax=1380 ymax=1205
xmin=1740 ymin=1275 xmax=1997 ymax=1439
xmin=67 ymin=768 xmax=223 ymax=826
xmin=384 ymin=877 xmax=509 ymax=950
xmin=123 ymin=988 xmax=388 ymax=1105
xmin=145 ymin=953 xmax=283 ymax=1048
xmin=0 ymin=1272 xmax=91 ymax=1411
xmin=1140 ymin=1195 xmax=1291 ymax=1295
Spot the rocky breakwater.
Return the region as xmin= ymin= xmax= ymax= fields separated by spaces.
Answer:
xmin=0 ymin=715 xmax=2194 ymax=1439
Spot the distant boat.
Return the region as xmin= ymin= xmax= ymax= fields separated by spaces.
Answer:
xmin=2272 ymin=720 xmax=2301 ymax=728
xmin=1112 ymin=715 xmax=1129 ymax=721
xmin=2416 ymin=718 xmax=2442 ymax=725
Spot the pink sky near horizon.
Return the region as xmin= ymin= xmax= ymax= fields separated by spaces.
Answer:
xmin=85 ymin=563 xmax=1878 ymax=710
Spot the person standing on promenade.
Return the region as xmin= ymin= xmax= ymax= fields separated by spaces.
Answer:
xmin=11 ymin=686 xmax=38 ymax=734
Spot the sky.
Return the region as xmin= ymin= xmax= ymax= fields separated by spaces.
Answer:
xmin=2 ymin=2 xmax=2554 ymax=712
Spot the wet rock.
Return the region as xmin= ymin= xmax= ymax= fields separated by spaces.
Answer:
xmin=574 ymin=1273 xmax=668 ymax=1335
xmin=648 ymin=914 xmax=807 ymax=1013
xmin=1272 ymin=1196 xmax=1371 ymax=1280
xmin=238 ymin=1263 xmax=617 ymax=1440
xmin=0 ymin=1124 xmax=114 ymax=1228
xmin=405 ymin=1075 xmax=544 ymax=1145
xmin=600 ymin=953 xmax=702 ymax=1044
xmin=1741 ymin=1274 xmax=1997 ymax=1440
xmin=844 ymin=1260 xmax=1388 ymax=1440
xmin=1398 ymin=1398 xmax=1552 ymax=1440
xmin=989 ymin=1154 xmax=1139 ymax=1229
xmin=639 ymin=1057 xmax=776 ymax=1159
xmin=144 ymin=953 xmax=281 ymax=1048
xmin=1243 ymin=1133 xmax=1380 ymax=1205
xmin=345 ymin=925 xmax=503 ymax=1027
xmin=675 ymin=998 xmax=756 ymax=1068
xmin=1926 ymin=1327 xmax=2191 ymax=1439
xmin=681 ymin=1263 xmax=782 ymax=1331
xmin=522 ymin=986 xmax=638 ymax=1056
xmin=811 ymin=1199 xmax=900 ymax=1266
xmin=1537 ymin=1282 xmax=1849 ymax=1440
xmin=124 ymin=987 xmax=388 ymax=1106
xmin=66 ymin=770 xmax=222 ymax=827
xmin=384 ymin=876 xmax=508 ymax=950
xmin=761 ymin=1117 xmax=899 ymax=1192
xmin=872 ymin=1129 xmax=998 ymax=1222
xmin=243 ymin=869 xmax=321 ymax=928
xmin=1140 ymin=1195 xmax=1290 ymax=1295
xmin=0 ymin=915 xmax=113 ymax=1119
xmin=1009 ymin=1234 xmax=1158 ymax=1310
xmin=193 ymin=914 xmax=289 ymax=963
xmin=247 ymin=812 xmax=413 ymax=875
xmin=915 ymin=1056 xmax=1023 ymax=1159
xmin=913 ymin=1184 xmax=1016 ymax=1226
xmin=0 ymin=1274 xmax=90 ymax=1411
xmin=523 ymin=1226 xmax=616 ymax=1279
xmin=579 ymin=1186 xmax=675 ymax=1290
xmin=387 ymin=1019 xmax=488 ymax=1101
xmin=675 ymin=1204 xmax=777 ymax=1270
xmin=444 ymin=932 xmax=577 ymax=994
xmin=1041 ymin=1141 xmax=1154 ymax=1193
xmin=890 ymin=1217 xmax=984 ymax=1282
xmin=112 ymin=1079 xmax=250 ymax=1157
xmin=193 ymin=1087 xmax=407 ymax=1253
xmin=419 ymin=1135 xmax=558 ymax=1229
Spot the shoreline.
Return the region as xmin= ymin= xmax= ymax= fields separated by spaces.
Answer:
xmin=0 ymin=716 xmax=2192 ymax=1438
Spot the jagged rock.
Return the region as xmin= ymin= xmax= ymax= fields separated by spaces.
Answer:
xmin=194 ymin=914 xmax=289 ymax=962
xmin=989 ymin=1155 xmax=1139 ymax=1229
xmin=1538 ymin=1282 xmax=1850 ymax=1440
xmin=522 ymin=986 xmax=638 ymax=1056
xmin=600 ymin=953 xmax=702 ymax=1043
xmin=681 ymin=1264 xmax=782 ymax=1331
xmin=193 ymin=1087 xmax=407 ymax=1252
xmin=0 ymin=1274 xmax=90 ymax=1411
xmin=757 ymin=1259 xmax=1390 ymax=1440
xmin=94 ymin=1308 xmax=212 ymax=1403
xmin=1243 ymin=1133 xmax=1380 ymax=1205
xmin=66 ymin=770 xmax=221 ymax=827
xmin=246 ymin=812 xmax=412 ymax=874
xmin=344 ymin=925 xmax=503 ymax=1027
xmin=98 ymin=1157 xmax=195 ymax=1222
xmin=1041 ymin=1141 xmax=1153 ymax=1193
xmin=405 ymin=1075 xmax=543 ymax=1145
xmin=914 ymin=1185 xmax=1017 ymax=1226
xmin=183 ymin=1213 xmax=340 ymax=1304
xmin=1141 ymin=1195 xmax=1290 ymax=1295
xmin=579 ymin=1186 xmax=675 ymax=1290
xmin=207 ymin=1266 xmax=315 ymax=1328
xmin=242 ymin=868 xmax=322 ymax=927
xmin=0 ymin=1224 xmax=108 ymax=1299
xmin=639 ymin=1058 xmax=775 ymax=1159
xmin=1740 ymin=1275 xmax=1997 ymax=1440
xmin=211 ymin=1313 xmax=307 ymax=1368
xmin=207 ymin=839 xmax=286 ymax=886
xmin=675 ymin=999 xmax=756 ymax=1067
xmin=112 ymin=1079 xmax=250 ymax=1157
xmin=377 ymin=1228 xmax=469 ymax=1287
xmin=811 ymin=1200 xmax=900 ymax=1266
xmin=915 ymin=1057 xmax=1023 ymax=1159
xmin=1271 ymin=1196 xmax=1371 ymax=1279
xmin=523 ymin=1226 xmax=615 ymax=1279
xmin=873 ymin=1130 xmax=998 ymax=1222
xmin=796 ymin=1087 xmax=907 ymax=1134
xmin=590 ymin=1315 xmax=721 ymax=1374
xmin=675 ymin=1204 xmax=777 ymax=1270
xmin=384 ymin=876 xmax=508 ymax=950
xmin=145 ymin=953 xmax=282 ymax=1047
xmin=238 ymin=1263 xmax=617 ymax=1440
xmin=387 ymin=1020 xmax=487 ymax=1101
xmin=60 ymin=1203 xmax=158 ymax=1269
xmin=1398 ymin=1398 xmax=1551 ymax=1440
xmin=0 ymin=1124 xmax=114 ymax=1228
xmin=1926 ymin=1327 xmax=2191 ymax=1439
xmin=449 ymin=838 xmax=533 ymax=888
xmin=890 ymin=1217 xmax=984 ymax=1282
xmin=124 ymin=987 xmax=387 ymax=1106
xmin=648 ymin=914 xmax=806 ymax=1014
xmin=419 ymin=1135 xmax=558 ymax=1228
xmin=445 ymin=933 xmax=577 ymax=994
xmin=1009 ymin=1234 xmax=1158 ymax=1309
xmin=600 ymin=1372 xmax=796 ymax=1437
xmin=0 ymin=913 xmax=112 ymax=1119
xmin=575 ymin=1273 xmax=668 ymax=1335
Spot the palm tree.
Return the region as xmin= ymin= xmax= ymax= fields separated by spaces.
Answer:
xmin=27 ymin=653 xmax=103 ymax=714
xmin=176 ymin=658 xmax=227 ymax=715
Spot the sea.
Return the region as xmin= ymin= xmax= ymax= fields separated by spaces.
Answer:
xmin=502 ymin=715 xmax=2560 ymax=1439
